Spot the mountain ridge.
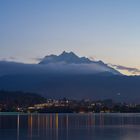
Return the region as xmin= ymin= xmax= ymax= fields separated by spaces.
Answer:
xmin=39 ymin=51 xmax=121 ymax=75
xmin=39 ymin=51 xmax=92 ymax=64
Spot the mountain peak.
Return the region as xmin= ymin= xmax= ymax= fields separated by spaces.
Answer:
xmin=60 ymin=51 xmax=78 ymax=57
xmin=39 ymin=51 xmax=91 ymax=64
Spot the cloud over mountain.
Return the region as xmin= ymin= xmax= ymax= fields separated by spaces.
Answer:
xmin=110 ymin=64 xmax=140 ymax=75
xmin=0 ymin=51 xmax=121 ymax=76
xmin=39 ymin=51 xmax=121 ymax=75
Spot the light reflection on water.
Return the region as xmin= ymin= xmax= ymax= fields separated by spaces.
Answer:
xmin=0 ymin=113 xmax=140 ymax=140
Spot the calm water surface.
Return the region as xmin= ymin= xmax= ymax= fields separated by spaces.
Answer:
xmin=0 ymin=113 xmax=140 ymax=140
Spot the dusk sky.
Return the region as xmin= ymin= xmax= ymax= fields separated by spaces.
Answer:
xmin=1 ymin=0 xmax=140 ymax=75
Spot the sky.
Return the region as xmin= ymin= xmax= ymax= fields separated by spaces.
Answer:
xmin=1 ymin=0 xmax=140 ymax=75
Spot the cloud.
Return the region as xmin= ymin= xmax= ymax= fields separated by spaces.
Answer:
xmin=110 ymin=64 xmax=140 ymax=75
xmin=31 ymin=57 xmax=43 ymax=62
xmin=0 ymin=56 xmax=17 ymax=61
xmin=0 ymin=61 xmax=119 ymax=77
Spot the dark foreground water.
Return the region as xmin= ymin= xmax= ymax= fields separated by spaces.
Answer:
xmin=0 ymin=113 xmax=140 ymax=140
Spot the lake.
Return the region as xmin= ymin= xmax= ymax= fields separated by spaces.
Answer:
xmin=0 ymin=113 xmax=140 ymax=140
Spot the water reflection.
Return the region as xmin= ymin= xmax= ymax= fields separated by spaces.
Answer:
xmin=0 ymin=113 xmax=140 ymax=140
xmin=17 ymin=114 xmax=20 ymax=140
xmin=28 ymin=115 xmax=32 ymax=139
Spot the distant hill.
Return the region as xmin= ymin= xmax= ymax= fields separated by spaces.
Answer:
xmin=0 ymin=90 xmax=46 ymax=107
xmin=0 ymin=74 xmax=140 ymax=102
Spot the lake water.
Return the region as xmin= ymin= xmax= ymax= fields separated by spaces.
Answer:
xmin=0 ymin=113 xmax=140 ymax=140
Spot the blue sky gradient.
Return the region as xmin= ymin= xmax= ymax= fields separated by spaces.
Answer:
xmin=1 ymin=0 xmax=140 ymax=72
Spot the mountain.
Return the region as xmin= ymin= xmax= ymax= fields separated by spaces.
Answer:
xmin=0 ymin=51 xmax=121 ymax=76
xmin=1 ymin=51 xmax=140 ymax=102
xmin=39 ymin=51 xmax=92 ymax=64
xmin=39 ymin=51 xmax=121 ymax=75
